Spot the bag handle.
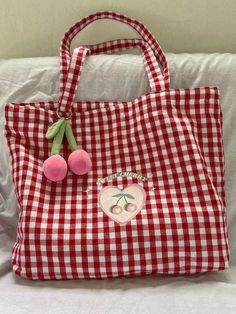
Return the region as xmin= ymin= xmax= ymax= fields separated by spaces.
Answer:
xmin=58 ymin=46 xmax=90 ymax=118
xmin=59 ymin=11 xmax=170 ymax=94
xmin=86 ymin=38 xmax=165 ymax=90
xmin=58 ymin=38 xmax=164 ymax=114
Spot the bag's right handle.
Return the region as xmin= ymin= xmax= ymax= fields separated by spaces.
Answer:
xmin=60 ymin=11 xmax=170 ymax=94
xmin=58 ymin=38 xmax=165 ymax=115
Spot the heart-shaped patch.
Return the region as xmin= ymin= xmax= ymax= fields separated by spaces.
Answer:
xmin=98 ymin=184 xmax=146 ymax=225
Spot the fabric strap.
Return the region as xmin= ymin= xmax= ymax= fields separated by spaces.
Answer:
xmin=58 ymin=38 xmax=165 ymax=114
xmin=60 ymin=11 xmax=170 ymax=89
xmin=58 ymin=11 xmax=170 ymax=114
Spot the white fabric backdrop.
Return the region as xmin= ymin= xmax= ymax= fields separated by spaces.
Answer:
xmin=0 ymin=53 xmax=236 ymax=313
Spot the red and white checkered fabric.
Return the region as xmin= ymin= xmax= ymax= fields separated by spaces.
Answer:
xmin=5 ymin=11 xmax=229 ymax=280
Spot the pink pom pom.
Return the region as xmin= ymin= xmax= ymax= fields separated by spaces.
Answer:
xmin=68 ymin=149 xmax=92 ymax=175
xmin=43 ymin=155 xmax=67 ymax=182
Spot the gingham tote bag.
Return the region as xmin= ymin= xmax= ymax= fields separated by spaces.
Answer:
xmin=5 ymin=11 xmax=229 ymax=280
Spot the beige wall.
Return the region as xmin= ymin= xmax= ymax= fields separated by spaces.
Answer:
xmin=0 ymin=0 xmax=236 ymax=58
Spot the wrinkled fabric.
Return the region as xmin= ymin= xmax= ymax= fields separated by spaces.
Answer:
xmin=0 ymin=53 xmax=236 ymax=313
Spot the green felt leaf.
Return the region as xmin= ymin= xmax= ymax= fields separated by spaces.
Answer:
xmin=125 ymin=193 xmax=135 ymax=199
xmin=65 ymin=121 xmax=78 ymax=151
xmin=46 ymin=118 xmax=64 ymax=140
xmin=51 ymin=120 xmax=67 ymax=155
xmin=112 ymin=193 xmax=124 ymax=198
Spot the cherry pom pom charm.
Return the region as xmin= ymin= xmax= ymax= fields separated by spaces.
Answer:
xmin=65 ymin=122 xmax=92 ymax=175
xmin=68 ymin=149 xmax=92 ymax=175
xmin=43 ymin=155 xmax=67 ymax=182
xmin=43 ymin=119 xmax=68 ymax=182
xmin=43 ymin=116 xmax=92 ymax=182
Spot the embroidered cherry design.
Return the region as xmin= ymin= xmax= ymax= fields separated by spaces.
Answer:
xmin=111 ymin=192 xmax=136 ymax=215
xmin=110 ymin=205 xmax=123 ymax=215
xmin=125 ymin=203 xmax=137 ymax=212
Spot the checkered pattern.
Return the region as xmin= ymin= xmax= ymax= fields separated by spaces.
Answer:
xmin=59 ymin=47 xmax=90 ymax=114
xmin=60 ymin=11 xmax=170 ymax=97
xmin=86 ymin=38 xmax=165 ymax=93
xmin=4 ymin=12 xmax=229 ymax=280
xmin=59 ymin=38 xmax=164 ymax=113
